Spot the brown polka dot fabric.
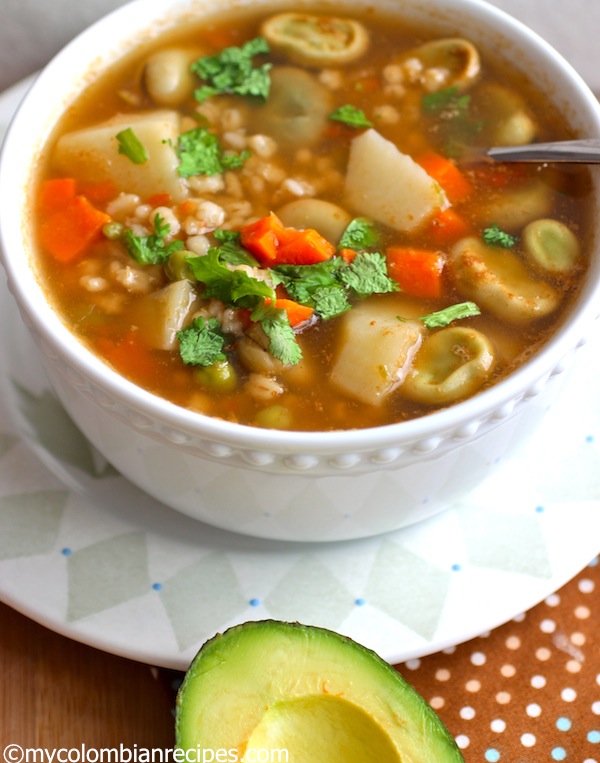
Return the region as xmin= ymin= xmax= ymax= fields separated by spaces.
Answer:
xmin=396 ymin=556 xmax=599 ymax=762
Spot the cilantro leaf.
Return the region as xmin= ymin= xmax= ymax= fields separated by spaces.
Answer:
xmin=422 ymin=86 xmax=470 ymax=116
xmin=213 ymin=229 xmax=259 ymax=267
xmin=186 ymin=248 xmax=275 ymax=308
xmin=338 ymin=252 xmax=397 ymax=297
xmin=191 ymin=37 xmax=271 ymax=103
xmin=116 ymin=128 xmax=148 ymax=164
xmin=311 ymin=286 xmax=351 ymax=320
xmin=419 ymin=301 xmax=481 ymax=329
xmin=329 ymin=105 xmax=373 ymax=128
xmin=251 ymin=302 xmax=302 ymax=366
xmin=176 ymin=127 xmax=250 ymax=177
xmin=273 ymin=259 xmax=348 ymax=319
xmin=177 ymin=316 xmax=226 ymax=366
xmin=121 ymin=214 xmax=184 ymax=265
xmin=338 ymin=217 xmax=379 ymax=251
xmin=483 ymin=224 xmax=518 ymax=249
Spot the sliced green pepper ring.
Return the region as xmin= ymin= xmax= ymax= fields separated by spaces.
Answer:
xmin=260 ymin=12 xmax=369 ymax=67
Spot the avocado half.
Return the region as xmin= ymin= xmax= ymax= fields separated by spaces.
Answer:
xmin=175 ymin=620 xmax=464 ymax=762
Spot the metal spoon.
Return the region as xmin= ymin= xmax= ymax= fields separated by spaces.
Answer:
xmin=486 ymin=139 xmax=600 ymax=163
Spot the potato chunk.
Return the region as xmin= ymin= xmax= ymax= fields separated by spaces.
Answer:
xmin=53 ymin=110 xmax=188 ymax=203
xmin=330 ymin=299 xmax=424 ymax=405
xmin=344 ymin=129 xmax=449 ymax=232
xmin=133 ymin=280 xmax=199 ymax=350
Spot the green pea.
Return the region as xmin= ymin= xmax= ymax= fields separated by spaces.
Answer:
xmin=254 ymin=404 xmax=293 ymax=430
xmin=193 ymin=360 xmax=237 ymax=393
xmin=522 ymin=218 xmax=580 ymax=273
xmin=103 ymin=221 xmax=125 ymax=240
xmin=166 ymin=250 xmax=198 ymax=282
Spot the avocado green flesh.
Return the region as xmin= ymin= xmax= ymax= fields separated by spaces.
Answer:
xmin=176 ymin=620 xmax=464 ymax=763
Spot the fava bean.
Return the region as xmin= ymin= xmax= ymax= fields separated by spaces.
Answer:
xmin=165 ymin=250 xmax=199 ymax=282
xmin=402 ymin=327 xmax=495 ymax=405
xmin=522 ymin=218 xmax=580 ymax=273
xmin=254 ymin=404 xmax=293 ymax=430
xmin=450 ymin=236 xmax=561 ymax=325
xmin=193 ymin=360 xmax=237 ymax=394
xmin=144 ymin=48 xmax=199 ymax=107
xmin=277 ymin=199 xmax=351 ymax=244
xmin=412 ymin=38 xmax=480 ymax=92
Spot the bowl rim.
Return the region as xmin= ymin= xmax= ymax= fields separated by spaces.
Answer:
xmin=2 ymin=0 xmax=600 ymax=454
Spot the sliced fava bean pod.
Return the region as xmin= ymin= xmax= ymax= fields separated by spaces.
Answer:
xmin=411 ymin=38 xmax=481 ymax=92
xmin=250 ymin=66 xmax=332 ymax=148
xmin=261 ymin=12 xmax=369 ymax=67
xmin=402 ymin=326 xmax=495 ymax=405
xmin=450 ymin=236 xmax=562 ymax=325
xmin=522 ymin=218 xmax=581 ymax=273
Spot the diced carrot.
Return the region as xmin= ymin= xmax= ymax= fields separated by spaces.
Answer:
xmin=177 ymin=199 xmax=197 ymax=217
xmin=38 ymin=178 xmax=77 ymax=215
xmin=81 ymin=179 xmax=118 ymax=205
xmin=428 ymin=207 xmax=471 ymax=245
xmin=240 ymin=213 xmax=336 ymax=266
xmin=275 ymin=298 xmax=315 ymax=327
xmin=240 ymin=212 xmax=284 ymax=264
xmin=146 ymin=193 xmax=172 ymax=208
xmin=39 ymin=195 xmax=111 ymax=263
xmin=417 ymin=151 xmax=473 ymax=203
xmin=386 ymin=246 xmax=446 ymax=299
xmin=338 ymin=247 xmax=357 ymax=263
xmin=275 ymin=227 xmax=336 ymax=266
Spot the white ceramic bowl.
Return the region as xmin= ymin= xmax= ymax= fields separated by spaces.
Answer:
xmin=1 ymin=0 xmax=600 ymax=542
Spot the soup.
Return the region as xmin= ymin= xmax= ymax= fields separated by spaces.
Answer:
xmin=33 ymin=5 xmax=592 ymax=431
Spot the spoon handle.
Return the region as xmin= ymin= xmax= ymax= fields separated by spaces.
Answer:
xmin=487 ymin=139 xmax=600 ymax=163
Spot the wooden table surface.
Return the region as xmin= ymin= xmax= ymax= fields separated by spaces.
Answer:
xmin=1 ymin=556 xmax=598 ymax=761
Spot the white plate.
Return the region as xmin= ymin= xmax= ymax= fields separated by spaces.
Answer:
xmin=0 ymin=78 xmax=599 ymax=670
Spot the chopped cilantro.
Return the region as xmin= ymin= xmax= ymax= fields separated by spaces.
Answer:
xmin=115 ymin=127 xmax=148 ymax=164
xmin=419 ymin=301 xmax=481 ymax=329
xmin=338 ymin=252 xmax=397 ymax=297
xmin=176 ymin=127 xmax=250 ymax=177
xmin=483 ymin=224 xmax=518 ymax=249
xmin=311 ymin=286 xmax=351 ymax=320
xmin=121 ymin=214 xmax=183 ymax=265
xmin=329 ymin=105 xmax=373 ymax=128
xmin=338 ymin=217 xmax=379 ymax=250
xmin=191 ymin=37 xmax=271 ymax=103
xmin=273 ymin=260 xmax=347 ymax=319
xmin=177 ymin=316 xmax=227 ymax=366
xmin=422 ymin=86 xmax=470 ymax=116
xmin=186 ymin=248 xmax=275 ymax=308
xmin=250 ymin=302 xmax=302 ymax=366
xmin=213 ymin=229 xmax=259 ymax=267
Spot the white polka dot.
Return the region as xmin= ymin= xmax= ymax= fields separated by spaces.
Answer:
xmin=513 ymin=612 xmax=526 ymax=622
xmin=466 ymin=679 xmax=481 ymax=693
xmin=545 ymin=593 xmax=560 ymax=607
xmin=471 ymin=651 xmax=487 ymax=666
xmin=521 ymin=733 xmax=536 ymax=747
xmin=536 ymin=647 xmax=552 ymax=661
xmin=479 ymin=630 xmax=491 ymax=638
xmin=526 ymin=703 xmax=542 ymax=717
xmin=566 ymin=659 xmax=582 ymax=673
xmin=592 ymin=700 xmax=600 ymax=715
xmin=531 ymin=675 xmax=547 ymax=689
xmin=404 ymin=659 xmax=421 ymax=670
xmin=491 ymin=719 xmax=506 ymax=732
xmin=506 ymin=635 xmax=521 ymax=650
xmin=430 ymin=696 xmax=445 ymax=709
xmin=596 ymin=673 xmax=600 ymax=687
xmin=571 ymin=632 xmax=586 ymax=647
xmin=460 ymin=706 xmax=476 ymax=720
xmin=496 ymin=691 xmax=511 ymax=705
xmin=442 ymin=646 xmax=457 ymax=654
xmin=501 ymin=664 xmax=516 ymax=678
xmin=578 ymin=578 xmax=595 ymax=593
xmin=540 ymin=619 xmax=556 ymax=633
xmin=455 ymin=735 xmax=470 ymax=749
xmin=582 ymin=759 xmax=598 ymax=763
xmin=562 ymin=687 xmax=577 ymax=702
xmin=436 ymin=668 xmax=451 ymax=682
xmin=575 ymin=605 xmax=591 ymax=619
